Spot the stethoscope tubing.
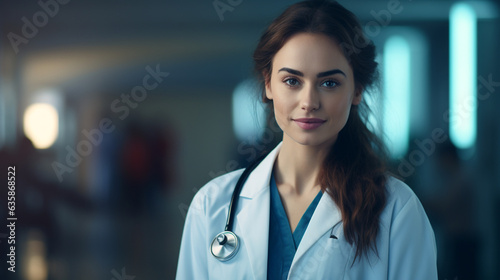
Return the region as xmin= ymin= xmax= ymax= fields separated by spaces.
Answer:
xmin=211 ymin=151 xmax=270 ymax=261
xmin=224 ymin=152 xmax=269 ymax=232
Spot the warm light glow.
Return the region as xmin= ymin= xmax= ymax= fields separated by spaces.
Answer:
xmin=23 ymin=103 xmax=59 ymax=149
xmin=383 ymin=35 xmax=411 ymax=158
xmin=450 ymin=3 xmax=477 ymax=149
xmin=23 ymin=237 xmax=48 ymax=280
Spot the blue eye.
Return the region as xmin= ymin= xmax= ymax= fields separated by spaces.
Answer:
xmin=321 ymin=80 xmax=339 ymax=88
xmin=284 ymin=78 xmax=300 ymax=87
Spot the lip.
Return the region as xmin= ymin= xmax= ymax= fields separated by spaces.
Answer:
xmin=293 ymin=118 xmax=326 ymax=130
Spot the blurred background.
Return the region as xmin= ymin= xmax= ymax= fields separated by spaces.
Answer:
xmin=0 ymin=0 xmax=498 ymax=279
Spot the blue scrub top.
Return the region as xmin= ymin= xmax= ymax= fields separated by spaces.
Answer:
xmin=267 ymin=171 xmax=323 ymax=280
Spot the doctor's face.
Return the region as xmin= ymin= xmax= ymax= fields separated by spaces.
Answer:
xmin=265 ymin=32 xmax=361 ymax=149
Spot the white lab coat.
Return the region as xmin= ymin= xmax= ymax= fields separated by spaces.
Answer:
xmin=176 ymin=142 xmax=438 ymax=280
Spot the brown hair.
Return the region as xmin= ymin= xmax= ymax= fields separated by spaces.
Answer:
xmin=253 ymin=0 xmax=388 ymax=262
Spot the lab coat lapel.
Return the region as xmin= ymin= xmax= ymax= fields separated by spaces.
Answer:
xmin=236 ymin=142 xmax=282 ymax=280
xmin=292 ymin=192 xmax=342 ymax=263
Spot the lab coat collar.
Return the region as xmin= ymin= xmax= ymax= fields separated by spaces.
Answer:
xmin=236 ymin=141 xmax=343 ymax=278
xmin=239 ymin=141 xmax=283 ymax=199
xmin=293 ymin=191 xmax=343 ymax=264
xmin=235 ymin=141 xmax=281 ymax=280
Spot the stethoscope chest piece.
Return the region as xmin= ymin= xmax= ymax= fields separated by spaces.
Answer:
xmin=210 ymin=231 xmax=239 ymax=261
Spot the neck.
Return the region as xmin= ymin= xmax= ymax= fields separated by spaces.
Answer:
xmin=273 ymin=136 xmax=333 ymax=195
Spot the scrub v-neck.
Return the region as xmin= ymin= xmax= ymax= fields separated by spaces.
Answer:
xmin=267 ymin=171 xmax=323 ymax=280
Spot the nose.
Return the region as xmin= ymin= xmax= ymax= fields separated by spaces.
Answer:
xmin=300 ymin=85 xmax=320 ymax=112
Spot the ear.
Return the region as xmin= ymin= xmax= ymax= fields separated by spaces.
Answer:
xmin=264 ymin=72 xmax=273 ymax=100
xmin=352 ymin=86 xmax=363 ymax=105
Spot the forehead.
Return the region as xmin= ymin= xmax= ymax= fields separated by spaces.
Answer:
xmin=272 ymin=32 xmax=352 ymax=76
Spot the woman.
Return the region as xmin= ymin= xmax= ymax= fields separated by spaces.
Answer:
xmin=176 ymin=1 xmax=437 ymax=279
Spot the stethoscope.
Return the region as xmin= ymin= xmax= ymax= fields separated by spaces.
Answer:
xmin=210 ymin=152 xmax=269 ymax=261
xmin=209 ymin=150 xmax=343 ymax=262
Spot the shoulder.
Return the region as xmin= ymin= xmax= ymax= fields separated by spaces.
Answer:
xmin=380 ymin=177 xmax=438 ymax=278
xmin=189 ymin=168 xmax=245 ymax=215
xmin=384 ymin=176 xmax=416 ymax=207
xmin=382 ymin=176 xmax=429 ymax=224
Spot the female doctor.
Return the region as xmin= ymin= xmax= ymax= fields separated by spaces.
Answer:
xmin=176 ymin=1 xmax=438 ymax=279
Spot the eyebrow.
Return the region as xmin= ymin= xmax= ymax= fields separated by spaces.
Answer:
xmin=278 ymin=67 xmax=346 ymax=78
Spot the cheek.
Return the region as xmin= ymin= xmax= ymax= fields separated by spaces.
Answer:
xmin=270 ymin=85 xmax=289 ymax=119
xmin=325 ymin=96 xmax=353 ymax=121
xmin=272 ymin=97 xmax=288 ymax=121
xmin=271 ymin=97 xmax=296 ymax=131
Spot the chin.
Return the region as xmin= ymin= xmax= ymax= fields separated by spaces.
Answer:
xmin=288 ymin=134 xmax=329 ymax=147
